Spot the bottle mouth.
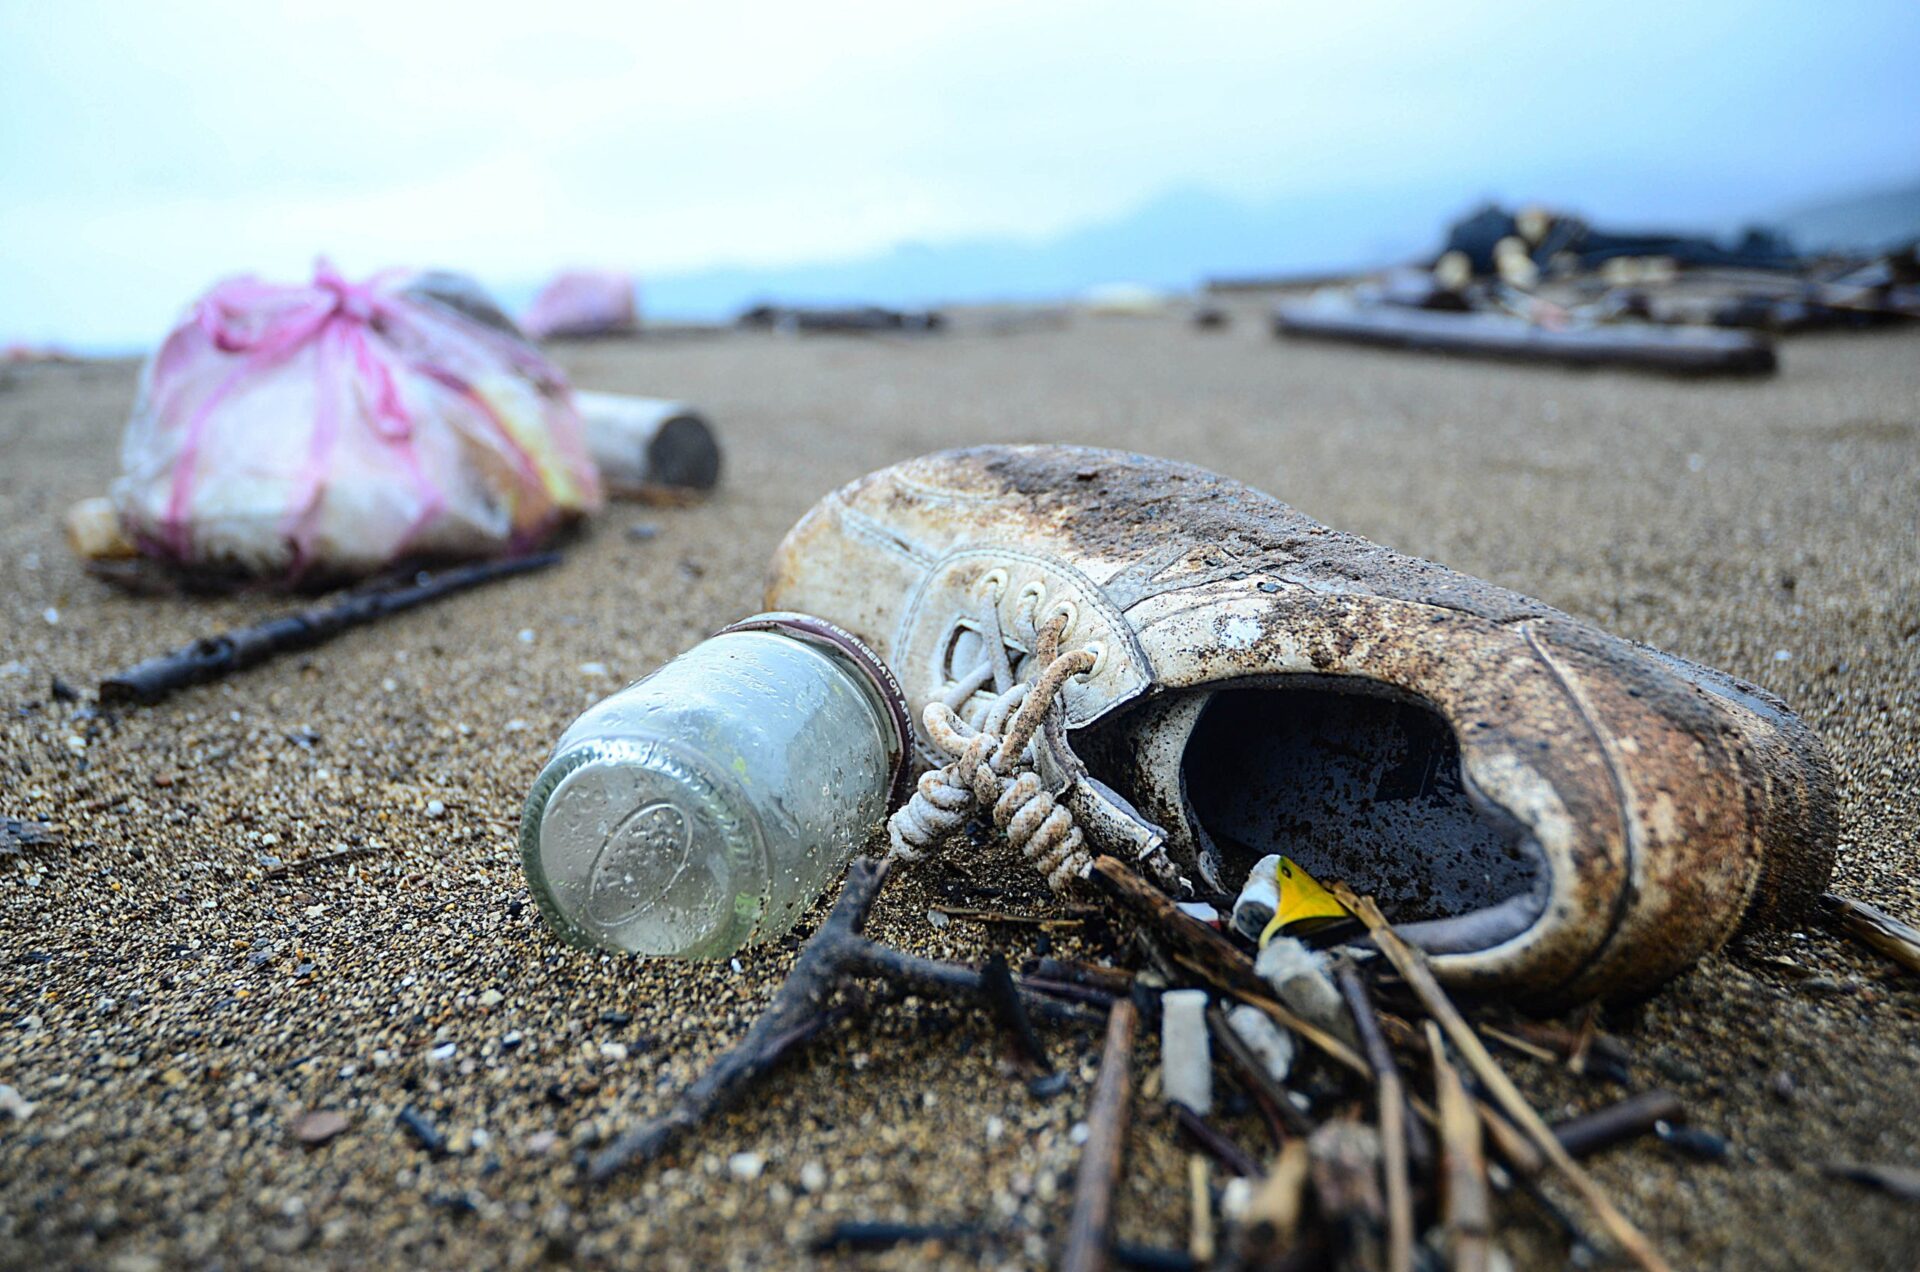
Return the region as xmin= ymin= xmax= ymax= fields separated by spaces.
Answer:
xmin=519 ymin=738 xmax=768 ymax=958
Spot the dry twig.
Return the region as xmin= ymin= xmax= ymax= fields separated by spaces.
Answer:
xmin=1427 ymin=1021 xmax=1492 ymax=1272
xmin=1338 ymin=962 xmax=1415 ymax=1272
xmin=1334 ymin=884 xmax=1673 ymax=1272
xmin=1064 ymin=999 xmax=1139 ymax=1272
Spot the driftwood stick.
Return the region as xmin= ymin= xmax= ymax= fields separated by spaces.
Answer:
xmin=1427 ymin=1021 xmax=1492 ymax=1272
xmin=1337 ymin=963 xmax=1415 ymax=1272
xmin=1334 ymin=885 xmax=1673 ymax=1272
xmin=587 ymin=858 xmax=1095 ymax=1184
xmin=1235 ymin=1139 xmax=1312 ymax=1267
xmin=1089 ymin=857 xmax=1271 ymax=998
xmin=1822 ymin=892 xmax=1920 ymax=977
xmin=99 ymin=551 xmax=563 ymax=705
xmin=1064 ymin=999 xmax=1139 ymax=1272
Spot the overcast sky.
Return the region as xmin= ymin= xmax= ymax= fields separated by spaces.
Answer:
xmin=3 ymin=1 xmax=1916 ymax=349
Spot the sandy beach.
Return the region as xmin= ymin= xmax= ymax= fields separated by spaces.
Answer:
xmin=3 ymin=309 xmax=1918 ymax=1269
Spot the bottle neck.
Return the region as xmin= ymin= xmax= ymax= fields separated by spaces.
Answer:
xmin=715 ymin=613 xmax=913 ymax=810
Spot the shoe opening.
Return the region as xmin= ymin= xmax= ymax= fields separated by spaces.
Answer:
xmin=1181 ymin=680 xmax=1545 ymax=942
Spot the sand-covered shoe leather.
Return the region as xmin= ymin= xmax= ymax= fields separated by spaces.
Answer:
xmin=765 ymin=445 xmax=1837 ymax=1001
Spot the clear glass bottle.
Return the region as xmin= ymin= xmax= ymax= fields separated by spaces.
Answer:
xmin=519 ymin=614 xmax=909 ymax=958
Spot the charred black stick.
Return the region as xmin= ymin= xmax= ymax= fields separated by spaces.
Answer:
xmin=1171 ymin=1103 xmax=1262 ymax=1179
xmin=1063 ymin=999 xmax=1139 ymax=1272
xmin=587 ymin=858 xmax=1095 ymax=1184
xmin=99 ymin=552 xmax=563 ymax=705
xmin=810 ymin=1220 xmax=983 ymax=1253
xmin=1550 ymin=1091 xmax=1685 ymax=1160
xmin=1016 ymin=975 xmax=1121 ymax=1009
xmin=1337 ymin=963 xmax=1415 ymax=1272
xmin=1204 ymin=1004 xmax=1311 ymax=1143
xmin=983 ymin=951 xmax=1052 ymax=1072
xmin=1023 ymin=957 xmax=1138 ymax=997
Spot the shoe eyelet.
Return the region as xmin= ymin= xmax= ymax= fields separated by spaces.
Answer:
xmin=974 ymin=568 xmax=1010 ymax=601
xmin=1047 ymin=599 xmax=1080 ymax=639
xmin=1082 ymin=641 xmax=1108 ymax=678
xmin=1014 ymin=580 xmax=1049 ymax=628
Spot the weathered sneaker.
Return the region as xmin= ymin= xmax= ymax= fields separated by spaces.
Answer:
xmin=765 ymin=445 xmax=1837 ymax=1001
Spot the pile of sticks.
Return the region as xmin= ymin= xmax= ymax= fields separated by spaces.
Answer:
xmin=588 ymin=853 xmax=1687 ymax=1271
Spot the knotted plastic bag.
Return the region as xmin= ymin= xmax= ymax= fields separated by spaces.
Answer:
xmin=111 ymin=263 xmax=603 ymax=584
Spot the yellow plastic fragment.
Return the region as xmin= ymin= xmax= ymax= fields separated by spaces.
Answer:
xmin=1259 ymin=855 xmax=1354 ymax=947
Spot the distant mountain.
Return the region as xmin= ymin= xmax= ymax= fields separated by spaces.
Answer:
xmin=632 ymin=186 xmax=1449 ymax=320
xmin=1773 ymin=180 xmax=1920 ymax=252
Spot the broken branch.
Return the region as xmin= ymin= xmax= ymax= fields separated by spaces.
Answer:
xmin=587 ymin=858 xmax=1096 ymax=1184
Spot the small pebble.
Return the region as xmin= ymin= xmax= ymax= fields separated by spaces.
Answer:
xmin=476 ymin=989 xmax=504 ymax=1008
xmin=579 ymin=662 xmax=609 ymax=678
xmin=798 ymin=1161 xmax=828 ymax=1193
xmin=397 ymin=1106 xmax=448 ymax=1156
xmin=727 ymin=1151 xmax=765 ymax=1181
xmin=292 ymin=1110 xmax=351 ymax=1146
xmin=625 ymin=522 xmax=660 ymax=542
xmin=1656 ymin=1121 xmax=1730 ymax=1161
xmin=0 ymin=1084 xmax=35 ymax=1121
xmin=1026 ymin=1071 xmax=1072 ymax=1100
xmin=425 ymin=799 xmax=447 ymax=819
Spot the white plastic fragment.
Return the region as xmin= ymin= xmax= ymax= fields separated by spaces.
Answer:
xmin=1231 ymin=853 xmax=1284 ymax=940
xmin=1160 ymin=988 xmax=1213 ymax=1115
xmin=1226 ymin=1002 xmax=1297 ymax=1083
xmin=1177 ymin=900 xmax=1223 ymax=926
xmin=1220 ymin=1175 xmax=1256 ymax=1223
xmin=1255 ymin=937 xmax=1357 ymax=1047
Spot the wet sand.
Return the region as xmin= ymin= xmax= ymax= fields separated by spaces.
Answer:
xmin=2 ymin=311 xmax=1918 ymax=1269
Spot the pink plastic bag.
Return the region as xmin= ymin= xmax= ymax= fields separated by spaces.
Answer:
xmin=112 ymin=262 xmax=603 ymax=583
xmin=520 ymin=271 xmax=638 ymax=339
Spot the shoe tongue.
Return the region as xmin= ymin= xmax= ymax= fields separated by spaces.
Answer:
xmin=1082 ymin=689 xmax=1222 ymax=893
